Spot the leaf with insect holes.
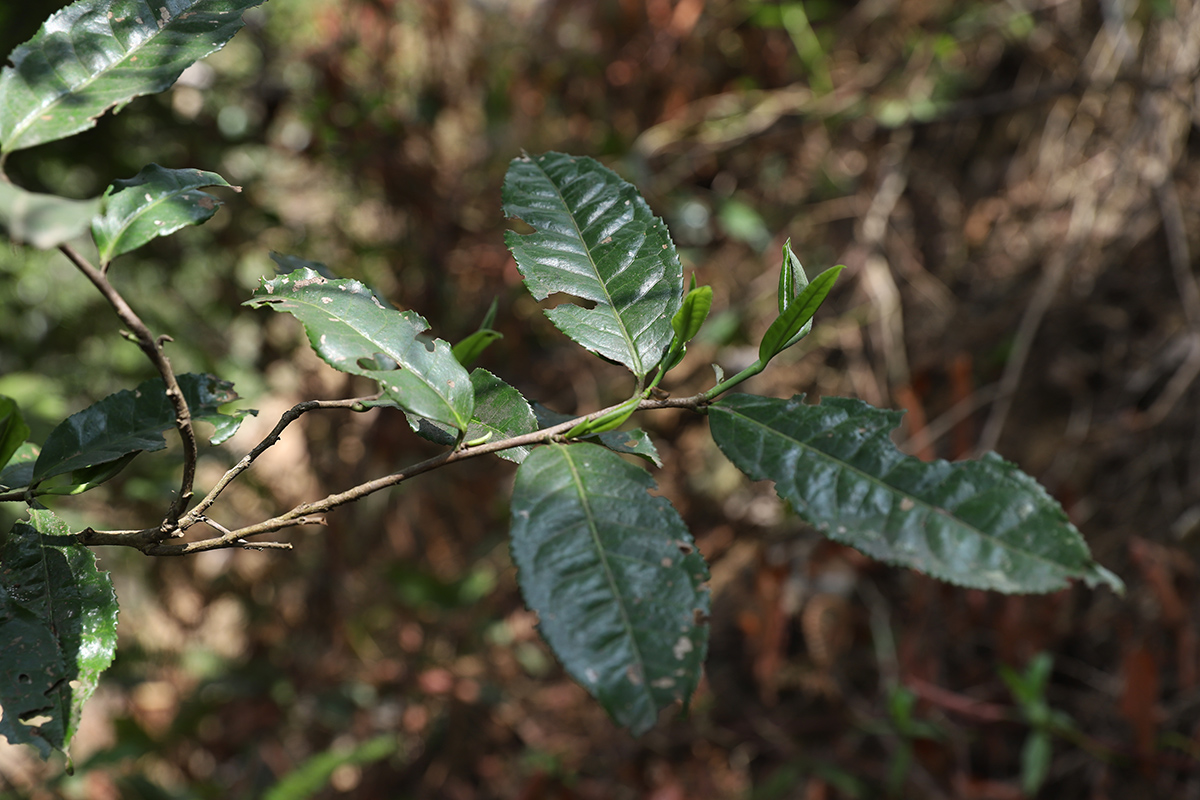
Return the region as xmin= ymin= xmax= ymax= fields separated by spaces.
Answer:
xmin=0 ymin=508 xmax=118 ymax=759
xmin=510 ymin=443 xmax=709 ymax=734
xmin=91 ymin=164 xmax=237 ymax=263
xmin=710 ymin=394 xmax=1123 ymax=594
xmin=0 ymin=0 xmax=266 ymax=154
xmin=503 ymin=152 xmax=683 ymax=378
xmin=246 ymin=266 xmax=474 ymax=433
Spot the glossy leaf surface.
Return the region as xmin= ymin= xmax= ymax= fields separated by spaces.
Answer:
xmin=503 ymin=152 xmax=683 ymax=377
xmin=32 ymin=373 xmax=245 ymax=482
xmin=0 ymin=0 xmax=265 ymax=153
xmin=416 ymin=369 xmax=537 ymax=463
xmin=710 ymin=394 xmax=1123 ymax=594
xmin=0 ymin=443 xmax=38 ymax=491
xmin=0 ymin=181 xmax=100 ymax=249
xmin=510 ymin=443 xmax=709 ymax=734
xmin=0 ymin=509 xmax=118 ymax=758
xmin=91 ymin=164 xmax=236 ymax=263
xmin=247 ymin=267 xmax=473 ymax=432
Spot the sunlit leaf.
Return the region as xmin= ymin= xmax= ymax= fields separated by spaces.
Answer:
xmin=0 ymin=509 xmax=118 ymax=759
xmin=91 ymin=164 xmax=237 ymax=263
xmin=0 ymin=0 xmax=266 ymax=154
xmin=246 ymin=266 xmax=473 ymax=432
xmin=503 ymin=152 xmax=683 ymax=378
xmin=510 ymin=443 xmax=709 ymax=734
xmin=710 ymin=394 xmax=1123 ymax=594
xmin=32 ymin=373 xmax=246 ymax=482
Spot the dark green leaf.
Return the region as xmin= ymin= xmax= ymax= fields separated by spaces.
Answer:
xmin=32 ymin=373 xmax=245 ymax=482
xmin=91 ymin=164 xmax=237 ymax=263
xmin=759 ymin=265 xmax=843 ymax=363
xmin=0 ymin=396 xmax=30 ymax=471
xmin=417 ymin=369 xmax=536 ymax=463
xmin=246 ymin=266 xmax=473 ymax=432
xmin=40 ymin=451 xmax=141 ymax=496
xmin=0 ymin=181 xmax=101 ymax=249
xmin=503 ymin=152 xmax=683 ymax=378
xmin=709 ymin=394 xmax=1123 ymax=594
xmin=0 ymin=442 xmax=38 ymax=491
xmin=0 ymin=0 xmax=266 ymax=154
xmin=509 ymin=443 xmax=709 ymax=734
xmin=0 ymin=509 xmax=118 ymax=758
xmin=533 ymin=404 xmax=662 ymax=467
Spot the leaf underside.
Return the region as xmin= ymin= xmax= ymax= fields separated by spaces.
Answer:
xmin=246 ymin=266 xmax=473 ymax=432
xmin=0 ymin=508 xmax=118 ymax=759
xmin=510 ymin=443 xmax=709 ymax=734
xmin=0 ymin=0 xmax=266 ymax=154
xmin=503 ymin=152 xmax=683 ymax=378
xmin=32 ymin=373 xmax=246 ymax=483
xmin=709 ymin=394 xmax=1122 ymax=594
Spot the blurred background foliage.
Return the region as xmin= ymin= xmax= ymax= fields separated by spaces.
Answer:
xmin=3 ymin=0 xmax=1200 ymax=797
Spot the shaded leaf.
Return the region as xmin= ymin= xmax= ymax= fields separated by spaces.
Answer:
xmin=0 ymin=0 xmax=266 ymax=154
xmin=503 ymin=152 xmax=683 ymax=378
xmin=33 ymin=373 xmax=245 ymax=482
xmin=0 ymin=181 xmax=100 ymax=249
xmin=39 ymin=451 xmax=141 ymax=496
xmin=709 ymin=394 xmax=1123 ymax=594
xmin=509 ymin=443 xmax=709 ymax=734
xmin=0 ymin=442 xmax=38 ymax=491
xmin=417 ymin=369 xmax=537 ymax=464
xmin=533 ymin=403 xmax=661 ymax=467
xmin=0 ymin=396 xmax=30 ymax=472
xmin=91 ymin=164 xmax=237 ymax=263
xmin=246 ymin=266 xmax=473 ymax=432
xmin=0 ymin=508 xmax=118 ymax=758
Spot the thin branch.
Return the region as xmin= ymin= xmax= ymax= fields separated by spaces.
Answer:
xmin=59 ymin=243 xmax=198 ymax=536
xmin=178 ymin=395 xmax=378 ymax=530
xmin=78 ymin=392 xmax=714 ymax=555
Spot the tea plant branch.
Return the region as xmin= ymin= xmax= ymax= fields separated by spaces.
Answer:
xmin=77 ymin=389 xmax=721 ymax=555
xmin=58 ymin=243 xmax=198 ymax=533
xmin=177 ymin=395 xmax=380 ymax=529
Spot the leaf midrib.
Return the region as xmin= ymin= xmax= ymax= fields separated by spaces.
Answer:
xmin=530 ymin=158 xmax=644 ymax=376
xmin=718 ymin=404 xmax=1072 ymax=579
xmin=280 ymin=289 xmax=467 ymax=430
xmin=559 ymin=444 xmax=654 ymax=713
